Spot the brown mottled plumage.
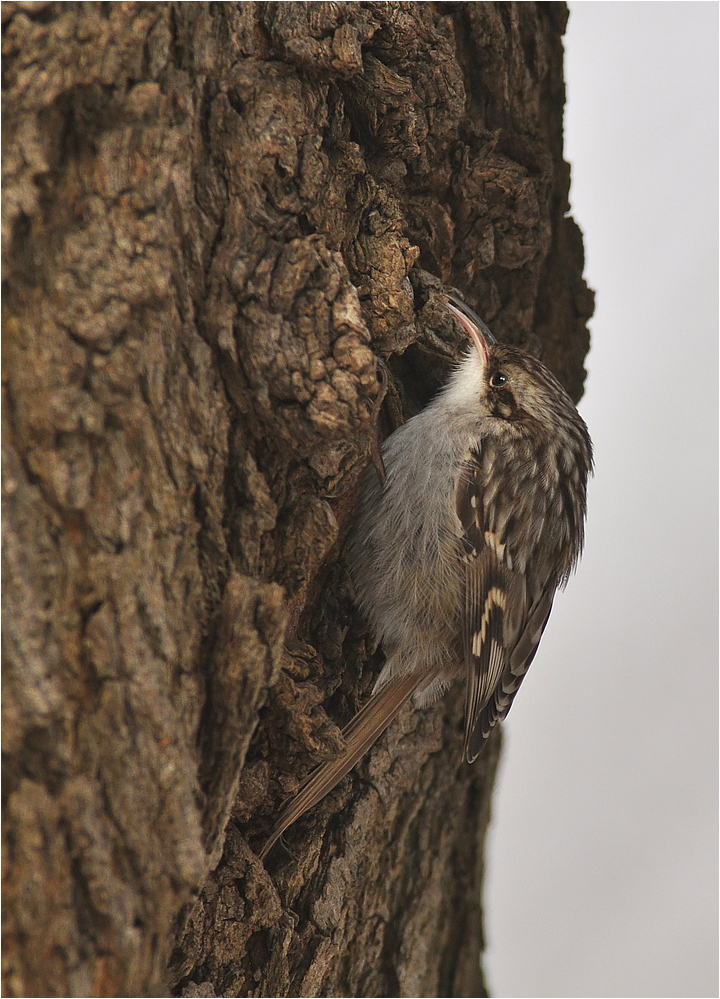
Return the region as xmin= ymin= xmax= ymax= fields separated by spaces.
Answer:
xmin=260 ymin=292 xmax=593 ymax=859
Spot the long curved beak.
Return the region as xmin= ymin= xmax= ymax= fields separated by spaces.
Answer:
xmin=443 ymin=291 xmax=497 ymax=364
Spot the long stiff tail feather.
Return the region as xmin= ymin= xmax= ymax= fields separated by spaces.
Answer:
xmin=260 ymin=669 xmax=434 ymax=860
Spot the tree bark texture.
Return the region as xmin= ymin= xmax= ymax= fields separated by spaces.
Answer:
xmin=2 ymin=3 xmax=593 ymax=997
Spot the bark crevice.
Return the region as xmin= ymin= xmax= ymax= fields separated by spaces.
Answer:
xmin=2 ymin=4 xmax=591 ymax=996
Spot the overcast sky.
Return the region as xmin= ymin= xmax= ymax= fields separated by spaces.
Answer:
xmin=483 ymin=4 xmax=719 ymax=997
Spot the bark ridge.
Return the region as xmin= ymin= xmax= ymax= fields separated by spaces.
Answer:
xmin=2 ymin=3 xmax=592 ymax=996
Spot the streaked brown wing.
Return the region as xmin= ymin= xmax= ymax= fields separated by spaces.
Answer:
xmin=456 ymin=450 xmax=555 ymax=763
xmin=465 ymin=583 xmax=555 ymax=762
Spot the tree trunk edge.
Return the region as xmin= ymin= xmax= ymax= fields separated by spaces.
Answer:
xmin=1 ymin=3 xmax=591 ymax=997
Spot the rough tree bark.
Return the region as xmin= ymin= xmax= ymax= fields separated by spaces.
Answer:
xmin=2 ymin=3 xmax=593 ymax=997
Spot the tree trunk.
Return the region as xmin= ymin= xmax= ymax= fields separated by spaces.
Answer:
xmin=1 ymin=3 xmax=592 ymax=997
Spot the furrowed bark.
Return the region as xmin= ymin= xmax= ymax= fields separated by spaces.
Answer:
xmin=2 ymin=3 xmax=592 ymax=996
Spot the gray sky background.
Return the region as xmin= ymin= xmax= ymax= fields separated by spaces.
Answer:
xmin=483 ymin=4 xmax=719 ymax=997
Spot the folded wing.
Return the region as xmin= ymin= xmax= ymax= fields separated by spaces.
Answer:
xmin=456 ymin=450 xmax=556 ymax=763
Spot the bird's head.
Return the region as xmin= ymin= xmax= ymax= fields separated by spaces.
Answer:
xmin=442 ymin=291 xmax=591 ymax=453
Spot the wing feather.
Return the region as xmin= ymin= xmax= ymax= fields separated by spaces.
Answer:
xmin=465 ymin=585 xmax=554 ymax=762
xmin=456 ymin=450 xmax=556 ymax=762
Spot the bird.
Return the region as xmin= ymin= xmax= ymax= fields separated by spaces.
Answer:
xmin=260 ymin=291 xmax=593 ymax=860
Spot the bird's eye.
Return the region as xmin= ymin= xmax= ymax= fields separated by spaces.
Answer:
xmin=490 ymin=371 xmax=508 ymax=387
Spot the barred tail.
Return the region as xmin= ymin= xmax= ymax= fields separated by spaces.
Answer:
xmin=260 ymin=669 xmax=431 ymax=860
